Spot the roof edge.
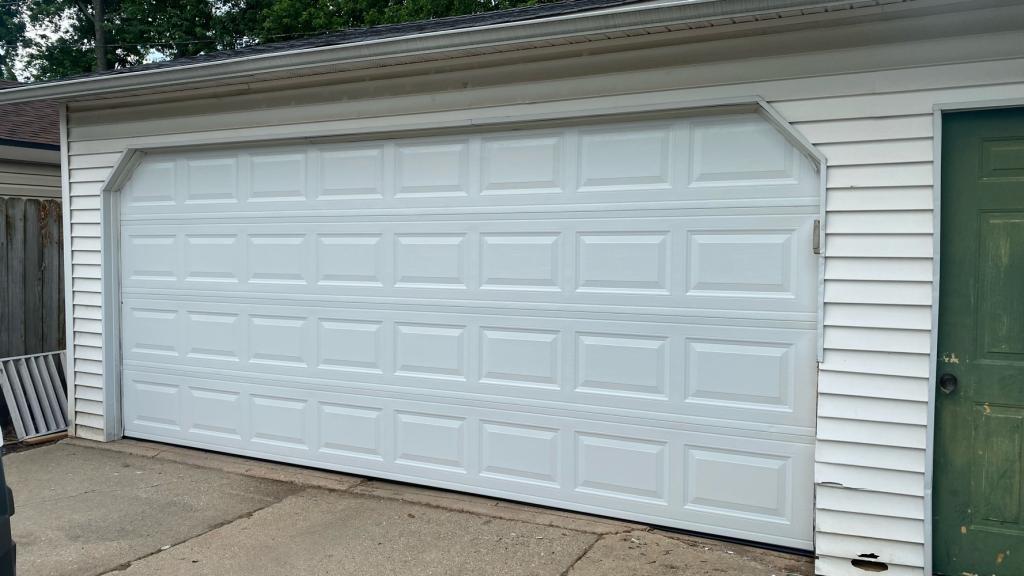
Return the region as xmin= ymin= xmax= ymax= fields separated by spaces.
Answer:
xmin=0 ymin=0 xmax=930 ymax=104
xmin=0 ymin=138 xmax=60 ymax=152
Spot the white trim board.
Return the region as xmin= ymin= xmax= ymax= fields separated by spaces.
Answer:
xmin=58 ymin=104 xmax=75 ymax=439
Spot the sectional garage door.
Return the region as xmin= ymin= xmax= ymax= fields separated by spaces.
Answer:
xmin=119 ymin=112 xmax=819 ymax=548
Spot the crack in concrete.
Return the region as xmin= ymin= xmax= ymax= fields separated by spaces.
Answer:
xmin=93 ymin=498 xmax=284 ymax=576
xmin=18 ymin=481 xmax=176 ymax=506
xmin=24 ymin=441 xmax=812 ymax=576
xmin=559 ymin=534 xmax=602 ymax=576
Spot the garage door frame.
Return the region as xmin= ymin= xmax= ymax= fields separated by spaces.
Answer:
xmin=97 ymin=96 xmax=827 ymax=539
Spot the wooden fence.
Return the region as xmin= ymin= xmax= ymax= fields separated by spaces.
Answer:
xmin=0 ymin=197 xmax=64 ymax=359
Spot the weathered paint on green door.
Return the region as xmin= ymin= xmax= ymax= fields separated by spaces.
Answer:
xmin=935 ymin=108 xmax=1024 ymax=575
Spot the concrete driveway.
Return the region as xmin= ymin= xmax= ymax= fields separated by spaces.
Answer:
xmin=5 ymin=439 xmax=812 ymax=576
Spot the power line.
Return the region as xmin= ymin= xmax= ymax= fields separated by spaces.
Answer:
xmin=0 ymin=23 xmax=399 ymax=49
xmin=0 ymin=2 xmax=513 ymax=49
xmin=1 ymin=38 xmax=224 ymax=48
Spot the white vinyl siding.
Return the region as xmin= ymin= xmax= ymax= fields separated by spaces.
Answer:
xmin=797 ymin=107 xmax=935 ymax=575
xmin=0 ymin=160 xmax=60 ymax=198
xmin=57 ymin=6 xmax=1024 ymax=573
xmin=64 ymin=160 xmax=106 ymax=441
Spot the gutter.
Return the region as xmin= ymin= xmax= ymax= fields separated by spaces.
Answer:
xmin=0 ymin=0 xmax=914 ymax=103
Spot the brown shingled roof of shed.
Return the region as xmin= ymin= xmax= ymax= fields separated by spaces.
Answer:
xmin=0 ymin=80 xmax=60 ymax=148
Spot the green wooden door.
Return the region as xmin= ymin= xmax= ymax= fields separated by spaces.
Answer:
xmin=934 ymin=108 xmax=1024 ymax=575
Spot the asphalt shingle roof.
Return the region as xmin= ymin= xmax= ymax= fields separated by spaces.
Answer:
xmin=0 ymin=80 xmax=59 ymax=147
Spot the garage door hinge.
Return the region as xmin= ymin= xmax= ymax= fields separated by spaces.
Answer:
xmin=812 ymin=219 xmax=821 ymax=255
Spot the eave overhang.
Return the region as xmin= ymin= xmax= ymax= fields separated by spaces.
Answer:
xmin=0 ymin=0 xmax=934 ymax=104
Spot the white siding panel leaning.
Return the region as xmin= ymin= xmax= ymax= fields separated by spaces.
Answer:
xmin=116 ymin=114 xmax=819 ymax=549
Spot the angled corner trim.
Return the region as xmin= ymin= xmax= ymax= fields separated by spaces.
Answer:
xmin=102 ymin=149 xmax=146 ymax=193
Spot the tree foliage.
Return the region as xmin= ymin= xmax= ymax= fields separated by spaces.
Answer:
xmin=0 ymin=1 xmax=26 ymax=80
xmin=217 ymin=0 xmax=546 ymax=44
xmin=0 ymin=0 xmax=551 ymax=81
xmin=18 ymin=0 xmax=221 ymax=80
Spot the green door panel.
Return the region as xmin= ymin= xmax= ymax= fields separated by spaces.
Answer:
xmin=934 ymin=108 xmax=1024 ymax=575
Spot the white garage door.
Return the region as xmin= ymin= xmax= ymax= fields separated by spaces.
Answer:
xmin=119 ymin=112 xmax=818 ymax=548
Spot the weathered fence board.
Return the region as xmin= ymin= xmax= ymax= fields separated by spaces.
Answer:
xmin=24 ymin=199 xmax=42 ymax=354
xmin=0 ymin=199 xmax=7 ymax=358
xmin=43 ymin=200 xmax=62 ymax=353
xmin=7 ymin=198 xmax=26 ymax=358
xmin=0 ymin=196 xmax=65 ymax=359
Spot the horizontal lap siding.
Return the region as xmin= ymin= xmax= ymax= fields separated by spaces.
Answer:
xmin=783 ymin=65 xmax=1024 ymax=574
xmin=0 ymin=161 xmax=60 ymax=198
xmin=66 ymin=161 xmax=112 ymax=442
xmin=786 ymin=96 xmax=939 ymax=576
xmin=61 ymin=30 xmax=1024 ymax=573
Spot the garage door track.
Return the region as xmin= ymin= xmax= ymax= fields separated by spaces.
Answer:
xmin=5 ymin=439 xmax=811 ymax=576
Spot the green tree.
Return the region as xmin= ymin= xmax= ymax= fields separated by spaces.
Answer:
xmin=215 ymin=0 xmax=548 ymax=46
xmin=21 ymin=0 xmax=219 ymax=80
xmin=0 ymin=0 xmax=26 ymax=80
xmin=21 ymin=1 xmax=106 ymax=80
xmin=7 ymin=0 xmax=552 ymax=81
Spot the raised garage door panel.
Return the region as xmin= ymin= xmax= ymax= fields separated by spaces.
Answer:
xmin=119 ymin=113 xmax=819 ymax=548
